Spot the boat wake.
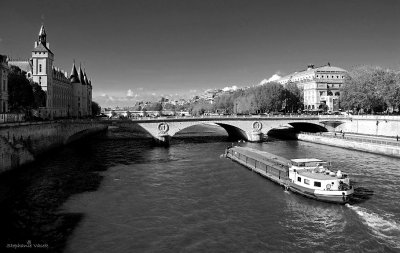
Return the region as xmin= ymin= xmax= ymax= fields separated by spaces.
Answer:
xmin=346 ymin=204 xmax=400 ymax=249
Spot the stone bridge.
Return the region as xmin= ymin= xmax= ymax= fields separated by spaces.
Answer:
xmin=113 ymin=115 xmax=350 ymax=144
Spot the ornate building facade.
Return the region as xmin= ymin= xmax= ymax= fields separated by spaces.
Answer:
xmin=276 ymin=63 xmax=347 ymax=111
xmin=0 ymin=55 xmax=9 ymax=113
xmin=9 ymin=25 xmax=92 ymax=118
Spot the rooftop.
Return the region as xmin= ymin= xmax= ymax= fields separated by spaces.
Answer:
xmin=298 ymin=170 xmax=338 ymax=180
xmin=291 ymin=158 xmax=324 ymax=163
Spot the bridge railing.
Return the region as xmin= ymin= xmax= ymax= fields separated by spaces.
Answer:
xmin=300 ymin=132 xmax=400 ymax=147
xmin=115 ymin=114 xmax=352 ymax=122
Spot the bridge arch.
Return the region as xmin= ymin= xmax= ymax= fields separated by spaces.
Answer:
xmin=170 ymin=122 xmax=248 ymax=141
xmin=287 ymin=122 xmax=328 ymax=133
xmin=122 ymin=116 xmax=350 ymax=145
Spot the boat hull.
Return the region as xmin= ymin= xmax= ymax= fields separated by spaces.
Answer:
xmin=289 ymin=182 xmax=353 ymax=204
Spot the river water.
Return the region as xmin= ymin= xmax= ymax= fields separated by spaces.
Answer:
xmin=0 ymin=125 xmax=399 ymax=252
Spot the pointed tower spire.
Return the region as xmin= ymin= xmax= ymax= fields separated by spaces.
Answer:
xmin=38 ymin=25 xmax=46 ymax=45
xmin=70 ymin=62 xmax=80 ymax=83
xmin=83 ymin=68 xmax=89 ymax=85
xmin=78 ymin=63 xmax=86 ymax=85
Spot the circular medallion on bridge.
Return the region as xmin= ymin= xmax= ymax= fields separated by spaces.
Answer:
xmin=252 ymin=121 xmax=262 ymax=131
xmin=158 ymin=122 xmax=169 ymax=134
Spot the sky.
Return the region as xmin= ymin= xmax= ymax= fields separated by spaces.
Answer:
xmin=1 ymin=0 xmax=399 ymax=107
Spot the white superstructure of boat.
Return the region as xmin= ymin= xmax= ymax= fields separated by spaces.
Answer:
xmin=288 ymin=158 xmax=354 ymax=203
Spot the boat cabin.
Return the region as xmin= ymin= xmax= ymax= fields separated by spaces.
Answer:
xmin=290 ymin=158 xmax=328 ymax=169
xmin=288 ymin=158 xmax=351 ymax=191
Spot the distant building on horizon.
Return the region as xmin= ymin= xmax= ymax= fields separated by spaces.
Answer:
xmin=8 ymin=25 xmax=92 ymax=118
xmin=0 ymin=55 xmax=10 ymax=113
xmin=276 ymin=63 xmax=347 ymax=111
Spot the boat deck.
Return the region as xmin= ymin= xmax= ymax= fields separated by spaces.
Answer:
xmin=226 ymin=146 xmax=290 ymax=187
xmin=229 ymin=146 xmax=290 ymax=172
xmin=297 ymin=170 xmax=338 ymax=180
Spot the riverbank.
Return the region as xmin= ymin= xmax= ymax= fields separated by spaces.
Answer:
xmin=297 ymin=132 xmax=400 ymax=158
xmin=0 ymin=120 xmax=108 ymax=173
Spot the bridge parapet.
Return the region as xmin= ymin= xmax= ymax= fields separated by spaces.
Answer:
xmin=109 ymin=116 xmax=339 ymax=145
xmin=109 ymin=115 xmax=400 ymax=145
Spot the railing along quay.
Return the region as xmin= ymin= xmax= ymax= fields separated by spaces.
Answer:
xmin=301 ymin=132 xmax=400 ymax=147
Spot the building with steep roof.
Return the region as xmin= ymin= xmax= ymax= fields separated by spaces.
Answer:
xmin=8 ymin=25 xmax=93 ymax=118
xmin=0 ymin=55 xmax=10 ymax=113
xmin=276 ymin=63 xmax=347 ymax=111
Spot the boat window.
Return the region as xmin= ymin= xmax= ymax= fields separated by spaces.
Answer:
xmin=298 ymin=163 xmax=305 ymax=167
xmin=297 ymin=177 xmax=301 ymax=182
xmin=304 ymin=179 xmax=310 ymax=185
xmin=314 ymin=181 xmax=321 ymax=187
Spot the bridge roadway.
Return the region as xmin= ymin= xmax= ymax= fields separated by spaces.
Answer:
xmin=110 ymin=115 xmax=351 ymax=144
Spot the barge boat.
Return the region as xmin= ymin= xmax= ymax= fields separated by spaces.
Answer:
xmin=225 ymin=146 xmax=354 ymax=204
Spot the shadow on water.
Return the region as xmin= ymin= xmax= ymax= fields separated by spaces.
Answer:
xmin=0 ymin=126 xmax=230 ymax=252
xmin=349 ymin=187 xmax=375 ymax=204
xmin=0 ymin=136 xmax=110 ymax=253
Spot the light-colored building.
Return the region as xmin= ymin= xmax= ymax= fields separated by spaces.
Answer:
xmin=276 ymin=63 xmax=346 ymax=111
xmin=8 ymin=25 xmax=92 ymax=118
xmin=0 ymin=55 xmax=9 ymax=113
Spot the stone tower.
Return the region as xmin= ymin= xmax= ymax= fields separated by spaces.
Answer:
xmin=70 ymin=62 xmax=81 ymax=117
xmin=31 ymin=25 xmax=54 ymax=110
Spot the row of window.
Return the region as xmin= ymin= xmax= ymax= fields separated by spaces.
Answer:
xmin=297 ymin=177 xmax=322 ymax=187
xmin=317 ymin=75 xmax=344 ymax=79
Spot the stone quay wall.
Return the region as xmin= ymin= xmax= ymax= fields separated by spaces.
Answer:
xmin=0 ymin=120 xmax=107 ymax=173
xmin=336 ymin=115 xmax=400 ymax=137
xmin=297 ymin=133 xmax=400 ymax=158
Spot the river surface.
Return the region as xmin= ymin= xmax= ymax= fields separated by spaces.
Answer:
xmin=0 ymin=125 xmax=399 ymax=252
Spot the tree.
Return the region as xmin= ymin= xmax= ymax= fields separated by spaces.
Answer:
xmin=340 ymin=66 xmax=399 ymax=113
xmin=91 ymin=101 xmax=101 ymax=116
xmin=163 ymin=103 xmax=176 ymax=111
xmin=126 ymin=111 xmax=132 ymax=118
xmin=285 ymin=81 xmax=303 ymax=112
xmin=146 ymin=102 xmax=163 ymax=111
xmin=318 ymin=102 xmax=329 ymax=112
xmin=253 ymin=82 xmax=286 ymax=113
xmin=7 ymin=66 xmax=34 ymax=112
xmin=190 ymin=100 xmax=215 ymax=116
xmin=31 ymin=81 xmax=46 ymax=108
xmin=235 ymin=93 xmax=256 ymax=114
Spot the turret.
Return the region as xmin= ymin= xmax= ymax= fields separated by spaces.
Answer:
xmin=70 ymin=62 xmax=80 ymax=83
xmin=78 ymin=64 xmax=86 ymax=85
xmin=38 ymin=25 xmax=46 ymax=45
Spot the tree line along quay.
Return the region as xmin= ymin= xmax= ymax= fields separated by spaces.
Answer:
xmin=102 ymin=65 xmax=400 ymax=119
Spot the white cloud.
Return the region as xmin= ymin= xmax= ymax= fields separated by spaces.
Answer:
xmin=222 ymin=85 xmax=238 ymax=92
xmin=127 ymin=89 xmax=134 ymax=97
xmin=259 ymin=74 xmax=281 ymax=85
